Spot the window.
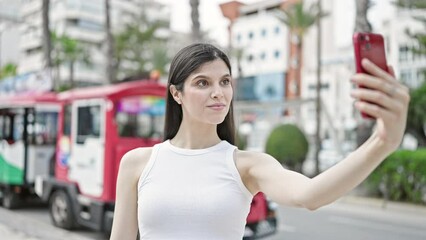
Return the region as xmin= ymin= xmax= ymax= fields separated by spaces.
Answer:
xmin=247 ymin=54 xmax=254 ymax=62
xmin=28 ymin=110 xmax=58 ymax=145
xmin=399 ymin=45 xmax=410 ymax=62
xmin=76 ymin=105 xmax=101 ymax=144
xmin=248 ymin=31 xmax=254 ymax=40
xmin=13 ymin=114 xmax=23 ymax=141
xmin=261 ymin=28 xmax=267 ymax=37
xmin=115 ymin=96 xmax=165 ymax=139
xmin=236 ymin=33 xmax=242 ymax=43
xmin=274 ymin=50 xmax=281 ymax=59
xmin=274 ymin=26 xmax=280 ymax=35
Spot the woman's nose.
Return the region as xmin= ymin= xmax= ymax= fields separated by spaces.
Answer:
xmin=211 ymin=85 xmax=224 ymax=99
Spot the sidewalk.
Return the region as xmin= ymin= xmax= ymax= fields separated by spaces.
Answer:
xmin=339 ymin=194 xmax=426 ymax=215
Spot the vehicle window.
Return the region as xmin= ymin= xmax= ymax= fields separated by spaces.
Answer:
xmin=116 ymin=96 xmax=165 ymax=139
xmin=29 ymin=111 xmax=58 ymax=145
xmin=3 ymin=115 xmax=12 ymax=140
xmin=13 ymin=114 xmax=24 ymax=141
xmin=76 ymin=105 xmax=101 ymax=144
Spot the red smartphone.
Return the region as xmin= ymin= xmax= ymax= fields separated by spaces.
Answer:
xmin=353 ymin=32 xmax=389 ymax=119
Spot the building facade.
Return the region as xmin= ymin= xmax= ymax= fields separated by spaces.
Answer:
xmin=18 ymin=0 xmax=170 ymax=86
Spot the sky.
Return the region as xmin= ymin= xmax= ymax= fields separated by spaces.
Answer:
xmin=156 ymin=0 xmax=394 ymax=47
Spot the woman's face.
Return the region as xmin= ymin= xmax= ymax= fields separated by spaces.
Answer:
xmin=172 ymin=59 xmax=233 ymax=126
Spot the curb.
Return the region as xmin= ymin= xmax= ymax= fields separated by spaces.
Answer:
xmin=338 ymin=195 xmax=426 ymax=215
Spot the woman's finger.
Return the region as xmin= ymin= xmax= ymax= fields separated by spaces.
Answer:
xmin=361 ymin=59 xmax=395 ymax=83
xmin=354 ymin=100 xmax=396 ymax=120
xmin=350 ymin=88 xmax=396 ymax=110
xmin=351 ymin=74 xmax=404 ymax=99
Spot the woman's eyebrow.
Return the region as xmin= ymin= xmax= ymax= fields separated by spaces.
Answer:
xmin=191 ymin=73 xmax=231 ymax=80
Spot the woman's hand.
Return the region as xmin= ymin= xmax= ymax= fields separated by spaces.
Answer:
xmin=350 ymin=58 xmax=410 ymax=153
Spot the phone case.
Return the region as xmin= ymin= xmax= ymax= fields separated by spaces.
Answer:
xmin=353 ymin=32 xmax=388 ymax=119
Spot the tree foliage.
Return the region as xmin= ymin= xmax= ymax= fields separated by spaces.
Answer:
xmin=51 ymin=32 xmax=91 ymax=89
xmin=0 ymin=63 xmax=18 ymax=80
xmin=265 ymin=124 xmax=309 ymax=172
xmin=407 ymin=82 xmax=426 ymax=146
xmin=114 ymin=14 xmax=169 ymax=81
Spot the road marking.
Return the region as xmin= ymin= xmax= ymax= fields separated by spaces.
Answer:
xmin=329 ymin=216 xmax=426 ymax=237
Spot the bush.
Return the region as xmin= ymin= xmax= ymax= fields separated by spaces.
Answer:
xmin=265 ymin=124 xmax=309 ymax=172
xmin=364 ymin=149 xmax=426 ymax=204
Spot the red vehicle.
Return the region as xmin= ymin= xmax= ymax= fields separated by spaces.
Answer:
xmin=0 ymin=93 xmax=59 ymax=209
xmin=34 ymin=79 xmax=277 ymax=237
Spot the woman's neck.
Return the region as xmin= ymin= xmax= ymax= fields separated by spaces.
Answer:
xmin=170 ymin=121 xmax=221 ymax=149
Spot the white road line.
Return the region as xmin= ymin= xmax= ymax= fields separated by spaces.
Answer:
xmin=329 ymin=216 xmax=426 ymax=237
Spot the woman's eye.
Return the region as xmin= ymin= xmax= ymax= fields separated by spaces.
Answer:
xmin=197 ymin=80 xmax=208 ymax=87
xmin=222 ymin=79 xmax=231 ymax=85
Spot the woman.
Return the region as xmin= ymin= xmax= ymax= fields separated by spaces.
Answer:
xmin=110 ymin=43 xmax=410 ymax=239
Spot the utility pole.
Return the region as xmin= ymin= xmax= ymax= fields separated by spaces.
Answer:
xmin=314 ymin=0 xmax=322 ymax=176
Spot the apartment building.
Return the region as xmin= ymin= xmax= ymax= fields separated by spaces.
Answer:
xmin=380 ymin=7 xmax=426 ymax=89
xmin=18 ymin=0 xmax=170 ymax=86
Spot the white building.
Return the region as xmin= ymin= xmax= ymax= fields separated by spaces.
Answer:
xmin=18 ymin=0 xmax=170 ymax=86
xmin=228 ymin=0 xmax=288 ymax=102
xmin=380 ymin=6 xmax=426 ymax=89
xmin=0 ymin=0 xmax=23 ymax=69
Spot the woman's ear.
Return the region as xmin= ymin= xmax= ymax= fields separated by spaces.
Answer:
xmin=169 ymin=85 xmax=182 ymax=104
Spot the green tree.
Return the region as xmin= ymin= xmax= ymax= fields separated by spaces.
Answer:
xmin=276 ymin=1 xmax=325 ymax=98
xmin=265 ymin=124 xmax=309 ymax=172
xmin=276 ymin=1 xmax=326 ymax=175
xmin=51 ymin=33 xmax=91 ymax=89
xmin=0 ymin=63 xmax=17 ymax=79
xmin=114 ymin=15 xmax=169 ymax=80
xmin=407 ymin=82 xmax=426 ymax=146
xmin=393 ymin=0 xmax=426 ymax=146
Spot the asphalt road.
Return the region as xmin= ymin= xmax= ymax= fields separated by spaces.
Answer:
xmin=1 ymin=196 xmax=425 ymax=240
xmin=264 ymin=197 xmax=426 ymax=240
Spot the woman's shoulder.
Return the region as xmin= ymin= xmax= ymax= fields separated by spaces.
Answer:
xmin=119 ymin=146 xmax=155 ymax=180
xmin=235 ymin=149 xmax=272 ymax=162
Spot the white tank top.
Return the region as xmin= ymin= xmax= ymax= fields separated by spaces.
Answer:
xmin=137 ymin=140 xmax=253 ymax=239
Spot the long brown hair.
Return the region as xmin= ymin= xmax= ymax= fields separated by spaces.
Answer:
xmin=163 ymin=43 xmax=235 ymax=144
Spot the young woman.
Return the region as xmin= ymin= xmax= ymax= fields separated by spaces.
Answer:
xmin=110 ymin=43 xmax=410 ymax=239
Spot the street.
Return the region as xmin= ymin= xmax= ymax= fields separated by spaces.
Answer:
xmin=1 ymin=196 xmax=426 ymax=240
xmin=264 ymin=197 xmax=426 ymax=240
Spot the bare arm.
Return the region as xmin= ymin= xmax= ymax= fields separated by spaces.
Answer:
xmin=245 ymin=59 xmax=410 ymax=210
xmin=110 ymin=148 xmax=152 ymax=240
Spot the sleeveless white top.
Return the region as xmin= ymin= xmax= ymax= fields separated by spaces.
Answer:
xmin=137 ymin=140 xmax=253 ymax=239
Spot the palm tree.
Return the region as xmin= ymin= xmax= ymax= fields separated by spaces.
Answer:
xmin=42 ymin=0 xmax=54 ymax=89
xmin=105 ymin=0 xmax=116 ymax=84
xmin=190 ymin=0 xmax=202 ymax=42
xmin=354 ymin=0 xmax=372 ymax=33
xmin=52 ymin=34 xmax=91 ymax=89
xmin=277 ymin=1 xmax=326 ymax=175
xmin=354 ymin=0 xmax=374 ymax=147
xmin=276 ymin=1 xmax=324 ymax=100
xmin=114 ymin=14 xmax=168 ymax=80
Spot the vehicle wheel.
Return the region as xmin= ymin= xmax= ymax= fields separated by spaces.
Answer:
xmin=2 ymin=188 xmax=20 ymax=209
xmin=49 ymin=190 xmax=75 ymax=229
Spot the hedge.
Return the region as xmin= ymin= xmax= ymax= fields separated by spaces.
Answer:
xmin=364 ymin=148 xmax=426 ymax=204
